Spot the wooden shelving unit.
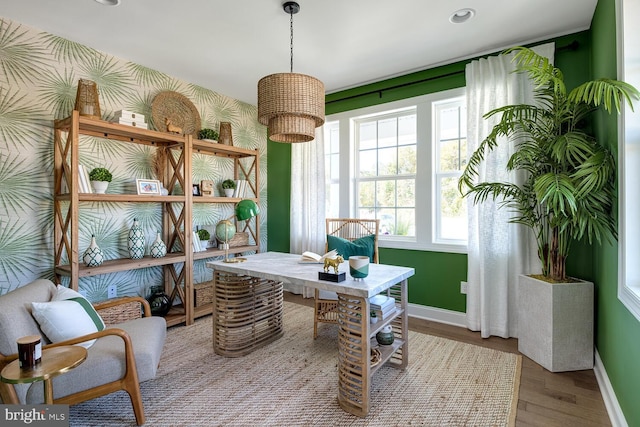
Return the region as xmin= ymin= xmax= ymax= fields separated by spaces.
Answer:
xmin=53 ymin=111 xmax=261 ymax=327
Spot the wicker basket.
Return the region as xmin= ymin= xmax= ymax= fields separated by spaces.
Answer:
xmin=194 ymin=281 xmax=214 ymax=307
xmin=228 ymin=232 xmax=249 ymax=247
xmin=96 ymin=298 xmax=143 ymax=325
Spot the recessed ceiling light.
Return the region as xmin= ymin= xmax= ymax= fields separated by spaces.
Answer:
xmin=449 ymin=8 xmax=475 ymax=24
xmin=94 ymin=0 xmax=121 ymax=6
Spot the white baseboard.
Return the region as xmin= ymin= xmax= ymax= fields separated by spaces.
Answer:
xmin=594 ymin=349 xmax=628 ymax=427
xmin=407 ymin=302 xmax=466 ymax=327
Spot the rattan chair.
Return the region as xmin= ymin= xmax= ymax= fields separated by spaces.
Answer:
xmin=314 ymin=218 xmax=379 ymax=338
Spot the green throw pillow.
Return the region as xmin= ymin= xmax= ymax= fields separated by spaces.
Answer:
xmin=327 ymin=234 xmax=375 ymax=261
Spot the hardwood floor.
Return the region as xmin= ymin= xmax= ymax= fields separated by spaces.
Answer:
xmin=284 ymin=292 xmax=611 ymax=427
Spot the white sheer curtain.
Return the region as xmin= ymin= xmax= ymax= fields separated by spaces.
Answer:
xmin=465 ymin=43 xmax=553 ymax=338
xmin=288 ymin=127 xmax=326 ymax=297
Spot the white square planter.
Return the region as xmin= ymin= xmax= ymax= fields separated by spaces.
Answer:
xmin=517 ymin=274 xmax=594 ymax=372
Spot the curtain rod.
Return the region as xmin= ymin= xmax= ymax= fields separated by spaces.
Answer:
xmin=326 ymin=41 xmax=580 ymax=106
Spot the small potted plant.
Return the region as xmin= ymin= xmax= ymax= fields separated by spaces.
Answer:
xmin=88 ymin=167 xmax=112 ymax=194
xmin=197 ymin=228 xmax=210 ymax=251
xmin=370 ymin=310 xmax=378 ymax=324
xmin=198 ymin=128 xmax=219 ymax=142
xmin=221 ymin=179 xmax=236 ymax=197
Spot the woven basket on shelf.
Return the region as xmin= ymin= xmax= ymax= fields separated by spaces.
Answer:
xmin=96 ymin=299 xmax=142 ymax=325
xmin=194 ymin=281 xmax=214 ymax=307
xmin=228 ymin=232 xmax=249 ymax=248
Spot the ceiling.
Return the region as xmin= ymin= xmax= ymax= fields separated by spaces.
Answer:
xmin=1 ymin=0 xmax=598 ymax=105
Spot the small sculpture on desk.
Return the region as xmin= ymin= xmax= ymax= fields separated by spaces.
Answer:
xmin=323 ymin=255 xmax=344 ymax=274
xmin=319 ymin=255 xmax=346 ymax=283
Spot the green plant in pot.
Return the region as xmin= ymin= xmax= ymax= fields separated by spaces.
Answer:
xmin=197 ymin=228 xmax=210 ymax=251
xmin=221 ymin=179 xmax=236 ymax=197
xmin=458 ymin=46 xmax=639 ymax=372
xmin=459 ymin=46 xmax=639 ymax=282
xmin=198 ymin=128 xmax=219 ymax=141
xmin=88 ymin=167 xmax=112 ymax=194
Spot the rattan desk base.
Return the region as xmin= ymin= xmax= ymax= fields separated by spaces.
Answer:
xmin=212 ymin=271 xmax=284 ymax=357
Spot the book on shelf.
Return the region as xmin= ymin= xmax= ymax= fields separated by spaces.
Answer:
xmin=232 ymin=179 xmax=248 ymax=198
xmin=369 ymin=294 xmax=395 ymax=312
xmin=300 ymin=249 xmax=338 ymax=263
xmin=82 ymin=165 xmax=92 ymax=193
xmin=77 ymin=164 xmax=92 ymax=193
xmin=371 ymin=306 xmax=396 ymax=321
xmin=192 ymin=231 xmax=202 ymax=252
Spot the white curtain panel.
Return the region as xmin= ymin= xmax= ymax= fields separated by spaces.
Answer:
xmin=465 ymin=43 xmax=554 ymax=338
xmin=288 ymin=127 xmax=326 ymax=297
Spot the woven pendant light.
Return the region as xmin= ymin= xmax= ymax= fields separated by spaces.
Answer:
xmin=257 ymin=1 xmax=325 ymax=143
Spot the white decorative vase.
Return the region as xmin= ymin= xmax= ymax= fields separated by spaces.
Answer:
xmin=200 ymin=240 xmax=208 ymax=251
xmin=150 ymin=231 xmax=167 ymax=258
xmin=91 ymin=180 xmax=109 ymax=194
xmin=517 ymin=274 xmax=594 ymax=372
xmin=82 ymin=234 xmax=104 ymax=266
xmin=224 ymin=188 xmax=234 ymax=197
xmin=128 ymin=218 xmax=145 ymax=259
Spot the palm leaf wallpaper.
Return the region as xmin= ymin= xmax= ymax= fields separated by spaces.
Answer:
xmin=0 ymin=18 xmax=268 ymax=299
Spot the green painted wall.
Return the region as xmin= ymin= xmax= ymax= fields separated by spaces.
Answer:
xmin=266 ymin=140 xmax=291 ymax=253
xmin=267 ymin=33 xmax=592 ymax=312
xmin=591 ymin=1 xmax=640 ymax=425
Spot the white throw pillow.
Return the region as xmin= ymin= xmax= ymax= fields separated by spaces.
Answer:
xmin=31 ymin=285 xmax=105 ymax=348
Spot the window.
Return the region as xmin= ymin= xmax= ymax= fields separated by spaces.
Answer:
xmin=618 ymin=0 xmax=640 ymax=321
xmin=355 ymin=109 xmax=417 ymax=237
xmin=433 ymin=100 xmax=468 ymax=243
xmin=324 ymin=88 xmax=467 ymax=253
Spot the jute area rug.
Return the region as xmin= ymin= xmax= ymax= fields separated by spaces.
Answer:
xmin=70 ymin=302 xmax=521 ymax=426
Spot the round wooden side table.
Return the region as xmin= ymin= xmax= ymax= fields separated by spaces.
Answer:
xmin=1 ymin=345 xmax=87 ymax=404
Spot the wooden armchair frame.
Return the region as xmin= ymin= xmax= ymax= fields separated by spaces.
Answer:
xmin=314 ymin=218 xmax=379 ymax=338
xmin=0 ymin=296 xmax=151 ymax=426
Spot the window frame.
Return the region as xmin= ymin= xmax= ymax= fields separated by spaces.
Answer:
xmin=325 ymin=87 xmax=467 ymax=254
xmin=617 ymin=0 xmax=640 ymax=322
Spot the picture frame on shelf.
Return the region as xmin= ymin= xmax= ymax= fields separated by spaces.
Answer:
xmin=192 ymin=184 xmax=201 ymax=196
xmin=136 ymin=179 xmax=161 ymax=195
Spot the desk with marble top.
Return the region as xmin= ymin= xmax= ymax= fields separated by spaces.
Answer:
xmin=207 ymin=251 xmax=415 ymax=417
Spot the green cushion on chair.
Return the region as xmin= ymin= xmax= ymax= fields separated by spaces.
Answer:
xmin=327 ymin=234 xmax=375 ymax=261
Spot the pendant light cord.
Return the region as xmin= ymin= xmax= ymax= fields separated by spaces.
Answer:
xmin=289 ymin=9 xmax=294 ymax=73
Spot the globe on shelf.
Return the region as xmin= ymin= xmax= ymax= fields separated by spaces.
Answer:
xmin=215 ymin=220 xmax=236 ymax=245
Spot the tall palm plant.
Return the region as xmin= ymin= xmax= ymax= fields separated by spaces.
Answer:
xmin=459 ymin=47 xmax=639 ymax=282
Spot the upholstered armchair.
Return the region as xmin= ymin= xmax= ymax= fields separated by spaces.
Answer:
xmin=0 ymin=279 xmax=166 ymax=425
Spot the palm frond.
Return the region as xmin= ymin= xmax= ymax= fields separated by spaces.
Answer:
xmin=41 ymin=33 xmax=97 ymax=64
xmin=568 ymin=79 xmax=640 ymax=113
xmin=0 ymin=19 xmax=51 ymax=85
xmin=534 ymin=173 xmax=577 ymax=216
xmin=506 ymin=46 xmax=566 ymax=96
xmin=127 ymin=62 xmax=170 ymax=88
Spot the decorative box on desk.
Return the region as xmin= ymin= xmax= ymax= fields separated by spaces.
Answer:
xmin=194 ymin=281 xmax=214 ymax=307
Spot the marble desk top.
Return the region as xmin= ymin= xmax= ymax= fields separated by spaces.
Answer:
xmin=206 ymin=251 xmax=415 ymax=298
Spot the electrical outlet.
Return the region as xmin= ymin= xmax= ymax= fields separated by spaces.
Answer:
xmin=107 ymin=284 xmax=117 ymax=299
xmin=460 ymin=281 xmax=468 ymax=294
